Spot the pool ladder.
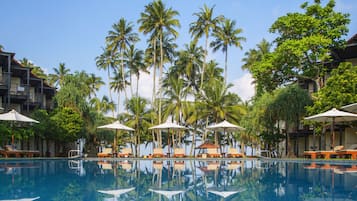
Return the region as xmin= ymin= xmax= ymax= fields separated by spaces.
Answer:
xmin=68 ymin=149 xmax=81 ymax=159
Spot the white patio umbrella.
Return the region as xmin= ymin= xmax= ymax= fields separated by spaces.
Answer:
xmin=149 ymin=189 xmax=185 ymax=200
xmin=341 ymin=102 xmax=357 ymax=113
xmin=0 ymin=109 xmax=39 ymax=145
xmin=304 ymin=108 xmax=357 ymax=148
xmin=0 ymin=197 xmax=40 ymax=201
xmin=208 ymin=188 xmax=246 ymax=199
xmin=98 ymin=121 xmax=134 ymax=153
xmin=149 ymin=121 xmax=187 ymax=157
xmin=206 ymin=120 xmax=245 ymax=146
xmin=98 ymin=187 xmax=135 ymax=200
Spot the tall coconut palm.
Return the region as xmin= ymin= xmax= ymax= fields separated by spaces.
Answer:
xmin=144 ymin=34 xmax=178 ymax=106
xmin=110 ymin=70 xmax=129 ymax=115
xmin=138 ymin=0 xmax=180 ymax=123
xmin=106 ymin=18 xmax=139 ymax=103
xmin=172 ymin=42 xmax=204 ymax=94
xmin=86 ymin=73 xmax=105 ymax=98
xmin=49 ymin=62 xmax=70 ymax=87
xmin=189 ymin=4 xmax=223 ymax=89
xmin=241 ymin=39 xmax=272 ymax=96
xmin=211 ymin=18 xmax=246 ymax=84
xmin=96 ymin=47 xmax=119 ymax=102
xmin=123 ymin=96 xmax=153 ymax=157
xmin=19 ymin=58 xmax=47 ymax=80
xmin=125 ymin=45 xmax=148 ymax=97
xmin=90 ymin=95 xmax=115 ymax=114
xmin=198 ymin=79 xmax=245 ymax=146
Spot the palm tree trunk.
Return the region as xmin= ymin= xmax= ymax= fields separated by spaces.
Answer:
xmin=121 ymin=50 xmax=128 ymax=111
xmin=108 ymin=66 xmax=114 ymax=117
xmin=224 ymin=47 xmax=228 ymax=85
xmin=136 ymin=74 xmax=140 ymax=97
xmin=200 ymin=35 xmax=208 ymax=89
xmin=159 ymin=33 xmax=163 ymax=124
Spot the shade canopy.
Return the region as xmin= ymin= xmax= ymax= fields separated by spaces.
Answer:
xmin=206 ymin=120 xmax=245 ymax=132
xmin=97 ymin=121 xmax=134 ymax=131
xmin=98 ymin=187 xmax=135 ymax=197
xmin=196 ymin=142 xmax=219 ymax=149
xmin=0 ymin=197 xmax=40 ymax=201
xmin=304 ymin=108 xmax=357 ymax=148
xmin=304 ymin=108 xmax=357 ymax=123
xmin=341 ymin=103 xmax=357 ymax=113
xmin=149 ymin=189 xmax=185 ymax=199
xmin=208 ymin=188 xmax=246 ymax=198
xmin=149 ymin=122 xmax=186 ymax=130
xmin=0 ymin=109 xmax=39 ymax=123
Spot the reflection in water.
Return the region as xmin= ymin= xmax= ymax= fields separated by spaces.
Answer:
xmin=0 ymin=160 xmax=356 ymax=201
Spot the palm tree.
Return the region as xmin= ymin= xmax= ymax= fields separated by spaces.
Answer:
xmin=144 ymin=33 xmax=178 ymax=107
xmin=95 ymin=47 xmax=119 ymax=102
xmin=106 ymin=18 xmax=139 ymax=101
xmin=19 ymin=58 xmax=47 ymax=80
xmin=125 ymin=45 xmax=148 ymax=97
xmin=123 ymin=96 xmax=153 ymax=157
xmin=211 ymin=18 xmax=246 ymax=84
xmin=49 ymin=62 xmax=70 ymax=87
xmin=90 ymin=95 xmax=115 ymax=114
xmin=198 ymin=79 xmax=245 ymax=146
xmin=189 ymin=4 xmax=223 ymax=89
xmin=86 ymin=73 xmax=105 ymax=98
xmin=138 ymin=0 xmax=180 ymax=123
xmin=172 ymin=42 xmax=204 ymax=94
xmin=241 ymin=39 xmax=271 ymax=96
xmin=110 ymin=70 xmax=129 ymax=115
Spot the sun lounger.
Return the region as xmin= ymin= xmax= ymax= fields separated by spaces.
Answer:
xmin=316 ymin=145 xmax=344 ymax=159
xmin=173 ymin=148 xmax=185 ymax=158
xmin=303 ymin=151 xmax=319 ymax=159
xmin=0 ymin=145 xmax=40 ymax=158
xmin=117 ymin=148 xmax=132 ymax=158
xmin=337 ymin=144 xmax=357 ymax=160
xmin=227 ymin=148 xmax=244 ymax=158
xmin=152 ymin=148 xmax=165 ymax=158
xmin=207 ymin=148 xmax=221 ymax=158
xmin=97 ymin=148 xmax=113 ymax=158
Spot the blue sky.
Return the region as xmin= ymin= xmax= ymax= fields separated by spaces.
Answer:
xmin=1 ymin=0 xmax=356 ymax=104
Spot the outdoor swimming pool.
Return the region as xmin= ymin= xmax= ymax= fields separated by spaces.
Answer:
xmin=0 ymin=159 xmax=356 ymax=201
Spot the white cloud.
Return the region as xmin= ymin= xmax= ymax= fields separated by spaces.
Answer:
xmin=136 ymin=69 xmax=156 ymax=100
xmin=229 ymin=72 xmax=255 ymax=102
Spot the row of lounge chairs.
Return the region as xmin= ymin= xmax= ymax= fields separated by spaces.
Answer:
xmin=303 ymin=144 xmax=357 ymax=159
xmin=97 ymin=147 xmax=244 ymax=158
xmin=0 ymin=145 xmax=40 ymax=158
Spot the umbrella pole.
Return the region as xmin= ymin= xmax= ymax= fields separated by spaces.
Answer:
xmin=331 ymin=118 xmax=335 ymax=149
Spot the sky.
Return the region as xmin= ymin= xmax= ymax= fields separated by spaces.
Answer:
xmin=1 ymin=0 xmax=356 ymax=107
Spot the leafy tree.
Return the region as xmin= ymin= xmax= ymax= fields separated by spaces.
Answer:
xmin=0 ymin=44 xmax=4 ymax=51
xmin=211 ymin=18 xmax=246 ymax=84
xmin=241 ymin=39 xmax=272 ymax=97
xmin=50 ymin=107 xmax=84 ymax=143
xmin=307 ymin=62 xmax=357 ymax=114
xmin=267 ymin=0 xmax=350 ymax=90
xmin=190 ymin=4 xmax=223 ymax=89
xmin=54 ymin=72 xmax=89 ymax=114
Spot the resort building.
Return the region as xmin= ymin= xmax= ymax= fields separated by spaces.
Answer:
xmin=0 ymin=50 xmax=56 ymax=155
xmin=288 ymin=33 xmax=357 ymax=157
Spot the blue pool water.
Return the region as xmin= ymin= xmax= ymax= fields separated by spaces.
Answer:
xmin=0 ymin=159 xmax=356 ymax=201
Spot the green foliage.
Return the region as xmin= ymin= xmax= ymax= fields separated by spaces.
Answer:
xmin=246 ymin=0 xmax=350 ymax=95
xmin=50 ymin=107 xmax=84 ymax=142
xmin=307 ymin=62 xmax=357 ymax=114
